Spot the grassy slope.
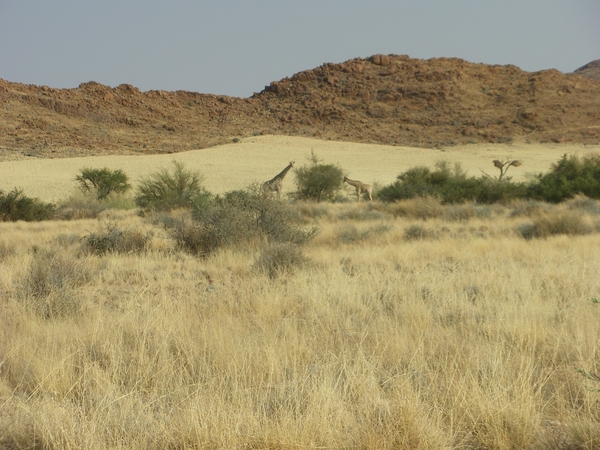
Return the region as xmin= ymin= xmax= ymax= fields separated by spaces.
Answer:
xmin=1 ymin=135 xmax=599 ymax=202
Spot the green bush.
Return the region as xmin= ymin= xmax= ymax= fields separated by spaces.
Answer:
xmin=0 ymin=188 xmax=55 ymax=222
xmin=75 ymin=167 xmax=131 ymax=200
xmin=166 ymin=189 xmax=318 ymax=256
xmin=527 ymin=154 xmax=600 ymax=202
xmin=135 ymin=161 xmax=209 ymax=211
xmin=377 ymin=161 xmax=527 ymax=204
xmin=293 ymin=153 xmax=345 ymax=202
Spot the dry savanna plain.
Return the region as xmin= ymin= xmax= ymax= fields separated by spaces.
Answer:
xmin=1 ymin=136 xmax=600 ymax=449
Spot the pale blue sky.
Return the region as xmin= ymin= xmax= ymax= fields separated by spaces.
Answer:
xmin=1 ymin=1 xmax=598 ymax=98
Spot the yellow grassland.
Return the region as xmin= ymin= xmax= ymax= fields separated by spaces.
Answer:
xmin=1 ymin=197 xmax=600 ymax=448
xmin=1 ymin=135 xmax=599 ymax=202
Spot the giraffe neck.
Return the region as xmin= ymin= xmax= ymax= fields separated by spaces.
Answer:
xmin=273 ymin=163 xmax=293 ymax=181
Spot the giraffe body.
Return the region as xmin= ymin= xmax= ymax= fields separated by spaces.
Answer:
xmin=344 ymin=176 xmax=372 ymax=202
xmin=263 ymin=161 xmax=295 ymax=199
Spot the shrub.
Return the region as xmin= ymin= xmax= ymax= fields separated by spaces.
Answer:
xmin=377 ymin=161 xmax=527 ymax=204
xmin=254 ymin=243 xmax=310 ymax=278
xmin=135 ymin=161 xmax=209 ymax=211
xmin=164 ymin=217 xmax=210 ymax=255
xmin=75 ymin=167 xmax=131 ymax=200
xmin=167 ymin=189 xmax=318 ymax=256
xmin=82 ymin=220 xmax=152 ymax=254
xmin=293 ymin=152 xmax=345 ymax=202
xmin=0 ymin=188 xmax=55 ymax=221
xmin=517 ymin=211 xmax=592 ymax=239
xmin=527 ymin=153 xmax=600 ymax=202
xmin=473 ymin=177 xmax=528 ymax=204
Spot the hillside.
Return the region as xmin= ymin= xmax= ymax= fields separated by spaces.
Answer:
xmin=573 ymin=59 xmax=600 ymax=81
xmin=1 ymin=54 xmax=600 ymax=161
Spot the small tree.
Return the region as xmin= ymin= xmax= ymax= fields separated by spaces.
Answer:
xmin=135 ymin=160 xmax=208 ymax=211
xmin=293 ymin=152 xmax=344 ymax=202
xmin=490 ymin=159 xmax=522 ymax=181
xmin=75 ymin=167 xmax=131 ymax=200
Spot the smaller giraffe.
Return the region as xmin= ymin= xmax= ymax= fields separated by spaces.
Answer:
xmin=262 ymin=161 xmax=295 ymax=199
xmin=344 ymin=176 xmax=372 ymax=202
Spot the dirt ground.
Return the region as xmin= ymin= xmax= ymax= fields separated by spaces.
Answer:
xmin=1 ymin=135 xmax=598 ymax=202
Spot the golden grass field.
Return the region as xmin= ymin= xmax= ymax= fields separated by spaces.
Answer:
xmin=1 ymin=137 xmax=600 ymax=449
xmin=1 ymin=135 xmax=599 ymax=202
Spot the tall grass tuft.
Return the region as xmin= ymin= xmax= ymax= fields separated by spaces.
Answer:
xmin=21 ymin=247 xmax=93 ymax=318
xmin=518 ymin=210 xmax=592 ymax=239
xmin=254 ymin=242 xmax=310 ymax=278
xmin=82 ymin=220 xmax=152 ymax=254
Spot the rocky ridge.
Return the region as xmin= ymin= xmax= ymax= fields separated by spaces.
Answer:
xmin=1 ymin=54 xmax=599 ymax=160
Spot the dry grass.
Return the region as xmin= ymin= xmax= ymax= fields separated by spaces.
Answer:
xmin=1 ymin=200 xmax=600 ymax=449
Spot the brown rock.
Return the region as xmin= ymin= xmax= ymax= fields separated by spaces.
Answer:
xmin=369 ymin=54 xmax=391 ymax=66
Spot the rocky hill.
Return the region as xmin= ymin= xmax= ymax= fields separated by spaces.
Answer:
xmin=1 ymin=54 xmax=599 ymax=160
xmin=573 ymin=59 xmax=600 ymax=81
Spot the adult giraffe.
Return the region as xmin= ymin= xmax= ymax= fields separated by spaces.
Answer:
xmin=344 ymin=176 xmax=373 ymax=202
xmin=262 ymin=161 xmax=295 ymax=199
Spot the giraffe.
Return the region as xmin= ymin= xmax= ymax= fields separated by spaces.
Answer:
xmin=344 ymin=176 xmax=373 ymax=202
xmin=262 ymin=161 xmax=295 ymax=199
